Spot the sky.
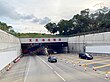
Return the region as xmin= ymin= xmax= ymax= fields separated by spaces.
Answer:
xmin=0 ymin=0 xmax=110 ymax=33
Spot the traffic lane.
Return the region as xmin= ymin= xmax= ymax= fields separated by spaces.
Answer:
xmin=80 ymin=59 xmax=110 ymax=65
xmin=55 ymin=53 xmax=108 ymax=61
xmin=55 ymin=54 xmax=79 ymax=61
xmin=97 ymin=66 xmax=110 ymax=71
xmin=0 ymin=56 xmax=29 ymax=82
xmin=75 ymin=57 xmax=110 ymax=65
xmin=25 ymin=56 xmax=64 ymax=82
xmin=56 ymin=54 xmax=110 ymax=73
xmin=41 ymin=56 xmax=110 ymax=82
xmin=88 ymin=63 xmax=105 ymax=68
xmin=56 ymin=54 xmax=110 ymax=63
xmin=78 ymin=58 xmax=110 ymax=72
xmin=54 ymin=54 xmax=110 ymax=72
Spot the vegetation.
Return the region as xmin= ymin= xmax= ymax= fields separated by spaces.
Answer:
xmin=45 ymin=7 xmax=110 ymax=36
xmin=0 ymin=21 xmax=64 ymax=38
xmin=15 ymin=33 xmax=65 ymax=38
xmin=0 ymin=7 xmax=110 ymax=38
xmin=0 ymin=21 xmax=16 ymax=35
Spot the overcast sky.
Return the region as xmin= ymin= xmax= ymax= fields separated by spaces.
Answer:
xmin=0 ymin=0 xmax=110 ymax=33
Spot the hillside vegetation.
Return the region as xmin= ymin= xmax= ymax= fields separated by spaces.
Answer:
xmin=45 ymin=7 xmax=110 ymax=36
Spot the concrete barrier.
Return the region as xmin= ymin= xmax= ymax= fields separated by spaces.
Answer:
xmin=0 ymin=30 xmax=21 ymax=73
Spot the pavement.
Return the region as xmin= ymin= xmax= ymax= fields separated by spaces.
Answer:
xmin=0 ymin=54 xmax=110 ymax=82
xmin=56 ymin=54 xmax=110 ymax=72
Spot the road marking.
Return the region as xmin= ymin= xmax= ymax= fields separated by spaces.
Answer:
xmin=24 ymin=57 xmax=31 ymax=82
xmin=77 ymin=57 xmax=107 ymax=62
xmin=14 ymin=79 xmax=22 ymax=82
xmin=93 ymin=57 xmax=110 ymax=61
xmin=54 ymin=71 xmax=66 ymax=81
xmin=94 ymin=64 xmax=110 ymax=69
xmin=38 ymin=57 xmax=53 ymax=70
xmin=107 ymin=72 xmax=110 ymax=74
xmin=38 ymin=56 xmax=66 ymax=81
xmin=82 ymin=59 xmax=110 ymax=66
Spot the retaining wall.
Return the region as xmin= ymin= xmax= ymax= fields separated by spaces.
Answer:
xmin=0 ymin=30 xmax=21 ymax=70
xmin=68 ymin=32 xmax=110 ymax=54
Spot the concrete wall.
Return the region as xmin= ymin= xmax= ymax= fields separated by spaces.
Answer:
xmin=68 ymin=32 xmax=110 ymax=54
xmin=0 ymin=30 xmax=21 ymax=70
xmin=86 ymin=46 xmax=110 ymax=54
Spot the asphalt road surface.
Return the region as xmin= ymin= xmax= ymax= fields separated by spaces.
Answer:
xmin=0 ymin=55 xmax=110 ymax=82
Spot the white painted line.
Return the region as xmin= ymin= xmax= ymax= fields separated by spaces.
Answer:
xmin=54 ymin=71 xmax=66 ymax=81
xmin=38 ymin=56 xmax=66 ymax=81
xmin=14 ymin=79 xmax=22 ymax=82
xmin=24 ymin=57 xmax=31 ymax=82
xmin=38 ymin=57 xmax=53 ymax=70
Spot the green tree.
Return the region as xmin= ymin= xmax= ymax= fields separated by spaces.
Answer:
xmin=71 ymin=9 xmax=91 ymax=34
xmin=9 ymin=29 xmax=16 ymax=35
xmin=44 ymin=22 xmax=57 ymax=34
xmin=90 ymin=7 xmax=109 ymax=32
xmin=99 ymin=11 xmax=110 ymax=30
xmin=0 ymin=21 xmax=17 ymax=35
xmin=44 ymin=7 xmax=110 ymax=36
xmin=57 ymin=19 xmax=73 ymax=35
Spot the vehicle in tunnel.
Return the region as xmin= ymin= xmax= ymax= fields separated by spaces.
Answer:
xmin=36 ymin=46 xmax=47 ymax=55
xmin=21 ymin=43 xmax=41 ymax=55
xmin=48 ymin=49 xmax=57 ymax=55
xmin=22 ymin=49 xmax=29 ymax=54
xmin=21 ymin=42 xmax=68 ymax=56
xmin=36 ymin=47 xmax=57 ymax=55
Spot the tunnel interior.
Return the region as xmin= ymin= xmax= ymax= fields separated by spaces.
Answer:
xmin=21 ymin=42 xmax=68 ymax=55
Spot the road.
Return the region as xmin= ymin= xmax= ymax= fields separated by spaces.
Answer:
xmin=0 ymin=54 xmax=110 ymax=82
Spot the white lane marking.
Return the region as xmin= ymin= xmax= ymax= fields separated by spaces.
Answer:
xmin=38 ymin=56 xmax=66 ymax=82
xmin=24 ymin=57 xmax=31 ymax=82
xmin=14 ymin=79 xmax=22 ymax=82
xmin=38 ymin=57 xmax=53 ymax=70
xmin=54 ymin=71 xmax=66 ymax=81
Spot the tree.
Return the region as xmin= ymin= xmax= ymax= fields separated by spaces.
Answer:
xmin=44 ymin=22 xmax=57 ymax=34
xmin=44 ymin=7 xmax=110 ymax=36
xmin=0 ymin=21 xmax=17 ymax=35
xmin=9 ymin=29 xmax=17 ymax=35
xmin=57 ymin=19 xmax=73 ymax=35
xmin=80 ymin=9 xmax=90 ymax=17
xmin=99 ymin=11 xmax=110 ymax=30
xmin=90 ymin=7 xmax=110 ymax=32
xmin=71 ymin=9 xmax=91 ymax=34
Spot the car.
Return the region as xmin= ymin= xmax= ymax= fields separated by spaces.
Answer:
xmin=54 ymin=51 xmax=57 ymax=54
xmin=48 ymin=56 xmax=57 ymax=63
xmin=79 ymin=53 xmax=93 ymax=60
xmin=48 ymin=49 xmax=54 ymax=55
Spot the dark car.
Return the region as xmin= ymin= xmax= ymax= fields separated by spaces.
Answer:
xmin=48 ymin=56 xmax=57 ymax=63
xmin=48 ymin=49 xmax=57 ymax=55
xmin=79 ymin=53 xmax=93 ymax=60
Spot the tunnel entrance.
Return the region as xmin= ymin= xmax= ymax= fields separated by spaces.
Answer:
xmin=21 ymin=42 xmax=68 ymax=56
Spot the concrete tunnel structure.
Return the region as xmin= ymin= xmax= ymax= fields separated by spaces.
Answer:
xmin=20 ymin=38 xmax=68 ymax=55
xmin=1 ymin=29 xmax=110 ymax=71
xmin=0 ymin=31 xmax=69 ymax=71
